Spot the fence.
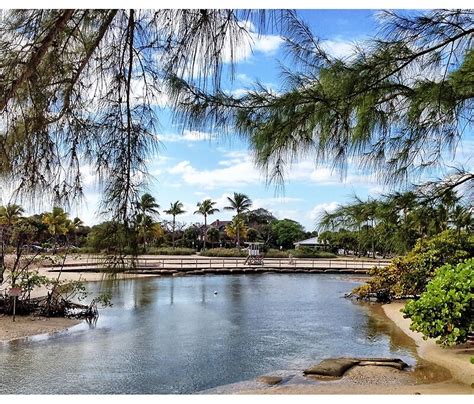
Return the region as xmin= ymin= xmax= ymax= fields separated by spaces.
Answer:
xmin=45 ymin=255 xmax=390 ymax=273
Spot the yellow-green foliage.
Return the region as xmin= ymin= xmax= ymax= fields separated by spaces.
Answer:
xmin=351 ymin=230 xmax=473 ymax=301
xmin=402 ymin=259 xmax=474 ymax=346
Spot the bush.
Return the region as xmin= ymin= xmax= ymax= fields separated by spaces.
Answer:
xmin=402 ymin=259 xmax=474 ymax=346
xmin=351 ymin=230 xmax=473 ymax=301
xmin=146 ymin=247 xmax=196 ymax=255
xmin=292 ymin=247 xmax=337 ymax=259
xmin=265 ymin=249 xmax=289 ymax=258
xmin=200 ymin=248 xmax=246 ymax=257
xmin=75 ymin=246 xmax=97 ymax=254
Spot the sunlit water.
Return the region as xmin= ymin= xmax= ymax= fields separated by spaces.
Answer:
xmin=0 ymin=274 xmax=417 ymax=394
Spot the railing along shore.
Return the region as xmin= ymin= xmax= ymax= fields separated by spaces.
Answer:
xmin=43 ymin=255 xmax=390 ymax=275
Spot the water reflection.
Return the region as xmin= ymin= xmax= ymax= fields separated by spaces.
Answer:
xmin=0 ymin=274 xmax=420 ymax=394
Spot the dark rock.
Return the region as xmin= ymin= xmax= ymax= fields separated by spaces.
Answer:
xmin=303 ymin=357 xmax=409 ymax=377
xmin=303 ymin=358 xmax=360 ymax=377
xmin=257 ymin=376 xmax=283 ymax=385
xmin=358 ymin=360 xmax=408 ymax=370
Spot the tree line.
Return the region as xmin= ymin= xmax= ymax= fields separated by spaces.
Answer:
xmin=318 ymin=189 xmax=472 ymax=258
xmin=0 ymin=192 xmax=317 ymax=257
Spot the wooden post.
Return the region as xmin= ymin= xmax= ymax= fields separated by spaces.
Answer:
xmin=12 ymin=296 xmax=16 ymax=322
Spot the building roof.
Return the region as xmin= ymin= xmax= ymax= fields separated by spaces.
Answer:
xmin=209 ymin=219 xmax=231 ymax=229
xmin=294 ymin=237 xmax=322 ymax=246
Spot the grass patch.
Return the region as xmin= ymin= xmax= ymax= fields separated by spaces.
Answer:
xmin=265 ymin=249 xmax=289 ymax=258
xmin=292 ymin=248 xmax=337 ymax=259
xmin=200 ymin=248 xmax=246 ymax=257
xmin=147 ymin=247 xmax=196 ymax=255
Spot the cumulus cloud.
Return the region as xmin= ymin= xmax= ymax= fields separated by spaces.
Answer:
xmin=320 ymin=38 xmax=357 ymax=59
xmin=219 ymin=20 xmax=283 ymax=63
xmin=253 ymin=196 xmax=303 ymax=210
xmin=156 ymin=129 xmax=216 ymax=143
xmin=168 ymin=158 xmax=262 ymax=189
xmin=167 ymin=148 xmax=384 ymax=192
xmin=309 ymin=201 xmax=340 ymax=223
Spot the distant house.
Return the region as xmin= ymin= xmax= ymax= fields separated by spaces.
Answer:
xmin=294 ymin=237 xmax=326 ymax=249
xmin=209 ymin=219 xmax=231 ymax=232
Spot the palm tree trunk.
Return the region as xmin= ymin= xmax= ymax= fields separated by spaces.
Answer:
xmin=172 ymin=216 xmax=176 ymax=248
xmin=203 ymin=215 xmax=207 ymax=250
xmin=236 ymin=213 xmax=240 ymax=247
xmin=372 ymin=218 xmax=376 ymax=259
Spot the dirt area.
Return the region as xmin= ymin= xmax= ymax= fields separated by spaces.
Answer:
xmin=0 ymin=314 xmax=81 ymax=342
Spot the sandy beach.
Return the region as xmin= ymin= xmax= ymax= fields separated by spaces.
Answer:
xmin=0 ymin=315 xmax=81 ymax=343
xmin=209 ymin=302 xmax=473 ymax=394
xmin=382 ymin=302 xmax=474 ymax=386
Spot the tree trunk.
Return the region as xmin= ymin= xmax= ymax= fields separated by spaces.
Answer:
xmin=372 ymin=218 xmax=376 ymax=259
xmin=203 ymin=215 xmax=207 ymax=250
xmin=172 ymin=216 xmax=176 ymax=248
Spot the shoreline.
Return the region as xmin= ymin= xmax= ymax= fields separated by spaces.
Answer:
xmin=0 ymin=315 xmax=81 ymax=343
xmin=1 ymin=275 xmax=472 ymax=394
xmin=382 ymin=302 xmax=474 ymax=386
xmin=207 ymin=301 xmax=474 ymax=394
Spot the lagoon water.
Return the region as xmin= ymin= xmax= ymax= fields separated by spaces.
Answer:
xmin=0 ymin=274 xmax=416 ymax=394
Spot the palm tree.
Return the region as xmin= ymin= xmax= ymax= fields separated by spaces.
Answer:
xmin=137 ymin=193 xmax=160 ymax=218
xmin=135 ymin=194 xmax=160 ymax=251
xmin=42 ymin=207 xmax=72 ymax=251
xmin=225 ymin=216 xmax=248 ymax=245
xmin=0 ymin=203 xmax=24 ymax=227
xmin=450 ymin=205 xmax=473 ymax=234
xmin=206 ymin=227 xmax=220 ymax=248
xmin=164 ymin=201 xmax=186 ymax=248
xmin=69 ymin=217 xmax=84 ymax=247
xmin=194 ymin=199 xmax=220 ymax=250
xmin=224 ymin=192 xmax=252 ymax=247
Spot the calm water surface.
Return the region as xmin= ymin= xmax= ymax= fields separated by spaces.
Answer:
xmin=0 ymin=274 xmax=417 ymax=394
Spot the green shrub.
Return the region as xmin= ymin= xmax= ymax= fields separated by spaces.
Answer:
xmin=292 ymin=247 xmax=337 ymax=259
xmin=402 ymin=259 xmax=474 ymax=346
xmin=351 ymin=230 xmax=473 ymax=301
xmin=200 ymin=248 xmax=246 ymax=257
xmin=146 ymin=247 xmax=196 ymax=255
xmin=75 ymin=246 xmax=97 ymax=254
xmin=265 ymin=249 xmax=289 ymax=258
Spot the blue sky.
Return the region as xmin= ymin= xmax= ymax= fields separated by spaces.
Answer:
xmin=57 ymin=10 xmax=474 ymax=229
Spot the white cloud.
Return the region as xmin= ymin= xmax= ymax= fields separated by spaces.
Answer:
xmin=253 ymin=196 xmax=303 ymax=210
xmin=220 ymin=21 xmax=283 ymax=64
xmin=167 ymin=148 xmax=385 ymax=192
xmin=80 ymin=164 xmax=99 ymax=187
xmin=156 ymin=130 xmax=216 ymax=143
xmin=309 ymin=201 xmax=340 ymax=223
xmin=168 ymin=151 xmax=263 ymax=190
xmin=230 ymin=88 xmax=251 ymax=97
xmin=252 ymin=33 xmax=284 ymax=54
xmin=320 ymin=39 xmax=356 ymax=59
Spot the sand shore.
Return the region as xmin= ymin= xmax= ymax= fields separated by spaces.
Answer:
xmin=382 ymin=302 xmax=474 ymax=386
xmin=0 ymin=315 xmax=81 ymax=342
xmin=212 ymin=302 xmax=473 ymax=394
